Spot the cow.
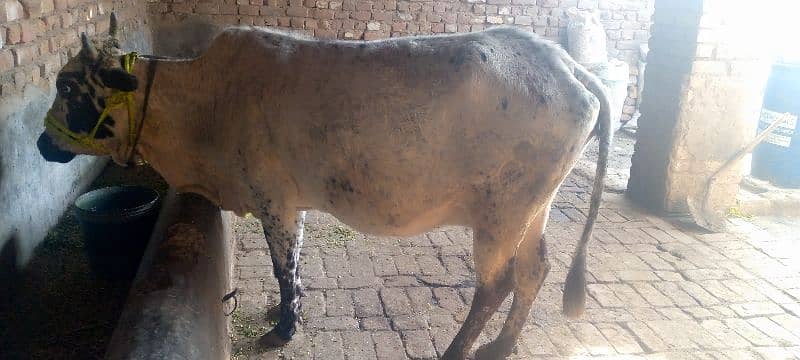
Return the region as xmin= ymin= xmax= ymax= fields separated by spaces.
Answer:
xmin=37 ymin=14 xmax=611 ymax=360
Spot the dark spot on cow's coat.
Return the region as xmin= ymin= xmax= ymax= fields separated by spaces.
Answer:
xmin=538 ymin=235 xmax=547 ymax=261
xmin=513 ymin=141 xmax=536 ymax=164
xmin=479 ymin=51 xmax=487 ymax=62
xmin=326 ymin=177 xmax=354 ymax=193
xmin=500 ymin=97 xmax=508 ymax=111
xmin=449 ymin=52 xmax=466 ymax=70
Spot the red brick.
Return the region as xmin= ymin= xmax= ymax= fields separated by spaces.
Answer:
xmin=1 ymin=0 xmax=24 ymax=22
xmin=391 ymin=21 xmax=406 ymax=31
xmin=340 ymin=29 xmax=362 ymax=39
xmin=60 ymin=12 xmax=73 ymax=28
xmin=37 ymin=39 xmax=49 ymax=56
xmin=197 ymin=3 xmax=220 ymax=14
xmin=260 ymin=6 xmax=285 ymax=16
xmin=239 ymin=4 xmax=260 ymax=15
xmin=220 ymin=4 xmax=237 ymax=14
xmin=315 ymin=28 xmax=337 ymax=39
xmin=290 ymin=17 xmax=304 ymax=28
xmin=39 ymin=54 xmax=60 ymax=78
xmin=383 ymin=0 xmax=396 ymax=10
xmin=311 ymin=8 xmax=334 ymax=19
xmin=355 ymin=1 xmax=372 ymax=11
xmin=20 ymin=21 xmax=39 ymax=43
xmin=427 ymin=13 xmax=442 ymax=22
xmin=0 ymin=50 xmax=14 ymax=72
xmin=12 ymin=46 xmax=38 ymax=66
xmin=352 ymin=10 xmax=370 ymax=21
xmin=286 ymin=6 xmax=308 ymax=16
xmin=6 ymin=23 xmax=21 ymax=45
xmin=304 ymin=18 xmax=318 ymax=29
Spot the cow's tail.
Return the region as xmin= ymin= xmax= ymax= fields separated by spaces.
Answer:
xmin=562 ymin=60 xmax=612 ymax=318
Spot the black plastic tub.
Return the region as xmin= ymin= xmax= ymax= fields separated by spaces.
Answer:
xmin=74 ymin=186 xmax=161 ymax=280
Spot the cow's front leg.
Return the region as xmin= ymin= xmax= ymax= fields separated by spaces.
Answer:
xmin=258 ymin=210 xmax=306 ymax=348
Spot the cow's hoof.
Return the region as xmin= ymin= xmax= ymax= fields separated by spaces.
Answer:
xmin=473 ymin=344 xmax=495 ymax=360
xmin=474 ymin=340 xmax=513 ymax=360
xmin=440 ymin=348 xmax=465 ymax=360
xmin=257 ymin=329 xmax=291 ymax=348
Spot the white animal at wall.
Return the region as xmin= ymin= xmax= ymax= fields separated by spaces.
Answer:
xmin=37 ymin=14 xmax=611 ymax=360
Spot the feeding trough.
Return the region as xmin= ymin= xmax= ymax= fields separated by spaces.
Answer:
xmin=74 ymin=186 xmax=161 ymax=280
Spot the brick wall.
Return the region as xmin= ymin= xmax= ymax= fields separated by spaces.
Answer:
xmin=0 ymin=0 xmax=149 ymax=265
xmin=0 ymin=0 xmax=147 ymax=96
xmin=147 ymin=0 xmax=653 ymax=122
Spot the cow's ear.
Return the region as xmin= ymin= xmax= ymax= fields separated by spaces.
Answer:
xmin=100 ymin=68 xmax=138 ymax=91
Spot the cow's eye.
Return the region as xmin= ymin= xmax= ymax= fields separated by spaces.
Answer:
xmin=56 ymin=80 xmax=78 ymax=97
xmin=57 ymin=81 xmax=72 ymax=96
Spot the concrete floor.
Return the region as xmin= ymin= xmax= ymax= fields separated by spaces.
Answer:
xmin=229 ymin=134 xmax=800 ymax=359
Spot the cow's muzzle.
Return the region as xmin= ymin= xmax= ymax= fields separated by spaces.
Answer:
xmin=37 ymin=133 xmax=76 ymax=163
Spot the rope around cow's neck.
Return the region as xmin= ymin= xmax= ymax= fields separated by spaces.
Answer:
xmin=44 ymin=52 xmax=152 ymax=165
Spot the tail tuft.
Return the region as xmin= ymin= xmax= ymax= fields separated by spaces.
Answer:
xmin=562 ymin=249 xmax=586 ymax=318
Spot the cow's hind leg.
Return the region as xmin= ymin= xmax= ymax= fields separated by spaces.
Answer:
xmin=442 ymin=226 xmax=517 ymax=360
xmin=474 ymin=208 xmax=551 ymax=360
xmin=258 ymin=210 xmax=307 ymax=348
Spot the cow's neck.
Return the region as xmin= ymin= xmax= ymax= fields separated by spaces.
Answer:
xmin=125 ymin=57 xmax=225 ymax=203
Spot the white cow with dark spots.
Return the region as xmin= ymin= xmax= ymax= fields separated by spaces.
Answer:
xmin=38 ymin=14 xmax=611 ymax=359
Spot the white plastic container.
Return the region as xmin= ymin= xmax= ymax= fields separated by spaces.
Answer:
xmin=566 ymin=8 xmax=609 ymax=66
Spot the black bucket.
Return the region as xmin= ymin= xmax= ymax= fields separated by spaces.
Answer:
xmin=74 ymin=186 xmax=161 ymax=280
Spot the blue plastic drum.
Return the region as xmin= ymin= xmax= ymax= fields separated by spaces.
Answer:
xmin=751 ymin=62 xmax=800 ymax=188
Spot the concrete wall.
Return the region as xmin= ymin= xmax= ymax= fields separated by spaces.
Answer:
xmin=146 ymin=0 xmax=654 ymax=123
xmin=106 ymin=191 xmax=234 ymax=360
xmin=0 ymin=0 xmax=151 ymax=265
xmin=628 ymin=0 xmax=771 ymax=214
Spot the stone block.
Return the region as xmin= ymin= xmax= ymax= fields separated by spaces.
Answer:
xmin=0 ymin=49 xmax=13 ymax=72
xmin=5 ymin=23 xmax=20 ymax=45
xmin=2 ymin=0 xmax=24 ymax=22
xmin=401 ymin=330 xmax=437 ymax=358
xmin=341 ymin=331 xmax=378 ymax=360
xmin=11 ymin=45 xmax=36 ymax=66
xmin=373 ymin=331 xmax=406 ymax=360
xmin=380 ymin=288 xmax=411 ymax=315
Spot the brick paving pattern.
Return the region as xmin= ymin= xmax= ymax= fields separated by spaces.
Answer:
xmin=231 ymin=173 xmax=800 ymax=359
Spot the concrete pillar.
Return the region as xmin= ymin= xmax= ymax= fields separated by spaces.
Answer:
xmin=628 ymin=0 xmax=770 ymax=215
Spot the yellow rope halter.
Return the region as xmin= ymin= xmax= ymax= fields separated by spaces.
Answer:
xmin=44 ymin=52 xmax=141 ymax=159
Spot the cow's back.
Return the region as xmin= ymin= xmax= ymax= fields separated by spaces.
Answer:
xmin=202 ymin=27 xmax=599 ymax=233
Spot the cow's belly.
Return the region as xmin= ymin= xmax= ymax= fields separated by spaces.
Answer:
xmin=323 ymin=198 xmax=462 ymax=237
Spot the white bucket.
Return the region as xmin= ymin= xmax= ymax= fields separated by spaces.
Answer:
xmin=567 ymin=8 xmax=609 ymax=66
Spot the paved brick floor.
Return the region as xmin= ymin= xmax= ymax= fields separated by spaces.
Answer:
xmin=230 ymin=172 xmax=800 ymax=359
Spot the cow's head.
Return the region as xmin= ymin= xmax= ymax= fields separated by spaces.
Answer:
xmin=37 ymin=13 xmax=139 ymax=164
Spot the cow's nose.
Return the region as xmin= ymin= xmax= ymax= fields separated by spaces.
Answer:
xmin=37 ymin=133 xmax=76 ymax=163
